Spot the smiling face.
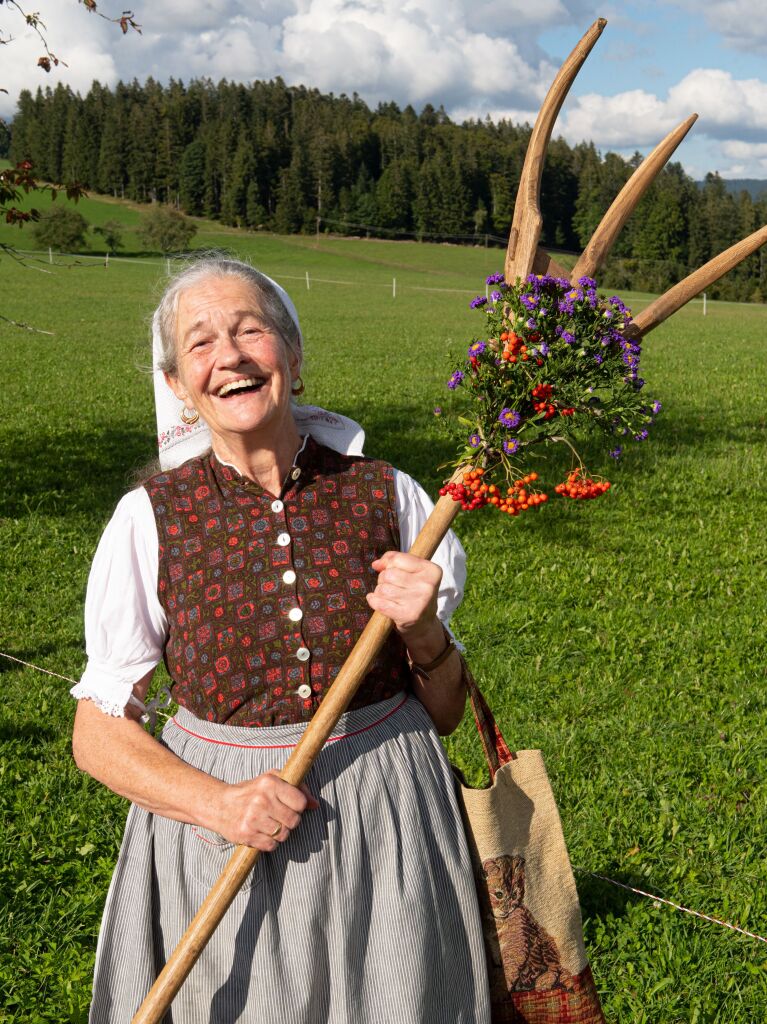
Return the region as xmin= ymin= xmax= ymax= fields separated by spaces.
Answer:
xmin=165 ymin=275 xmax=300 ymax=453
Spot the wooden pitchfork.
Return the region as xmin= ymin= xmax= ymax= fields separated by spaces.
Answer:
xmin=132 ymin=17 xmax=766 ymax=1022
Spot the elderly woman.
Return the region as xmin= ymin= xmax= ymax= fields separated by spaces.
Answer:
xmin=71 ymin=257 xmax=490 ymax=1022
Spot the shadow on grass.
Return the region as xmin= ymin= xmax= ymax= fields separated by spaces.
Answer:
xmin=0 ymin=719 xmax=57 ymax=744
xmin=1 ymin=425 xmax=156 ymax=520
xmin=576 ymin=869 xmax=650 ymax=927
xmin=649 ymin=408 xmax=767 ymax=450
xmin=4 ymin=398 xmax=763 ymax=529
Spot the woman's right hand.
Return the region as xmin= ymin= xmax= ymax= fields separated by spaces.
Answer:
xmin=213 ymin=770 xmax=319 ymax=851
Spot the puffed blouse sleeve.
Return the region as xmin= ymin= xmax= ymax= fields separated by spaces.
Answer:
xmin=393 ymin=469 xmax=467 ymax=630
xmin=70 ymin=488 xmax=168 ymax=717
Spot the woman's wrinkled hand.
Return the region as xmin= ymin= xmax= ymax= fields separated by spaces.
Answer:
xmin=214 ymin=770 xmax=319 ymax=851
xmin=366 ymin=551 xmax=442 ymax=644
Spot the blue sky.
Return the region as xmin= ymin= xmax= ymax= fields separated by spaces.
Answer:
xmin=2 ymin=0 xmax=766 ymax=180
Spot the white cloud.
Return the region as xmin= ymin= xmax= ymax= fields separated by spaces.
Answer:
xmin=721 ymin=141 xmax=767 ymax=177
xmin=279 ymin=2 xmax=556 ymax=109
xmin=669 ymin=0 xmax=767 ymax=52
xmin=0 ymin=4 xmax=117 ymax=118
xmin=1 ymin=1 xmax=766 ymax=178
xmin=667 ymin=69 xmax=767 ymax=139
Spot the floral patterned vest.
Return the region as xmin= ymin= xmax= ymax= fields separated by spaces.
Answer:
xmin=144 ymin=437 xmax=410 ymax=726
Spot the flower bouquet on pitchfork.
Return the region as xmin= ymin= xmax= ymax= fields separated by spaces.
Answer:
xmin=131 ymin=17 xmax=767 ymax=1024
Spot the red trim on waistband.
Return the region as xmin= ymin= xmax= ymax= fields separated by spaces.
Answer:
xmin=171 ymin=693 xmax=409 ymax=748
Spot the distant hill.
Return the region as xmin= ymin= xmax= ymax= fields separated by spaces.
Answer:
xmin=698 ymin=178 xmax=767 ymax=200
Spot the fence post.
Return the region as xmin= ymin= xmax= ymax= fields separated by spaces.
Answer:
xmin=167 ymin=258 xmax=171 ymax=275
xmin=105 ymin=253 xmax=109 ymax=270
xmin=702 ymin=292 xmax=707 ymax=316
xmin=392 ymin=277 xmax=396 ymax=299
xmin=48 ymin=247 xmax=53 ymax=264
xmin=306 ymin=271 xmax=310 ymax=291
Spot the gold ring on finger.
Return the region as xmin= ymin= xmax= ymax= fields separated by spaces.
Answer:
xmin=269 ymin=822 xmax=282 ymax=839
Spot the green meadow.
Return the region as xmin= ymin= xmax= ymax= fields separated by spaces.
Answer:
xmin=1 ymin=197 xmax=766 ymax=1022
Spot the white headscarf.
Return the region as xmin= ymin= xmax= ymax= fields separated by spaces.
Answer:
xmin=152 ymin=271 xmax=365 ymax=470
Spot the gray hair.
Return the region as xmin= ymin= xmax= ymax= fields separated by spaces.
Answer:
xmin=153 ymin=255 xmax=302 ymax=377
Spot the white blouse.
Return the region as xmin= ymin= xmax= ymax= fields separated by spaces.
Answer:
xmin=71 ymin=470 xmax=466 ymax=717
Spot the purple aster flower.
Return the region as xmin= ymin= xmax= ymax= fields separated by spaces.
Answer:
xmin=490 ymin=290 xmax=503 ymax=302
xmin=503 ymin=438 xmax=520 ymax=455
xmin=498 ymin=408 xmax=521 ymax=428
xmin=526 ymin=318 xmax=537 ymax=330
xmin=469 ymin=432 xmax=482 ymax=448
xmin=634 ymin=429 xmax=649 ymax=442
xmin=578 ymin=276 xmax=597 ymax=289
xmin=561 ymin=330 xmax=575 ymax=345
xmin=447 ymin=370 xmax=464 ymax=390
xmin=609 ymin=446 xmax=623 ymax=459
xmin=634 ymin=378 xmax=646 ymax=390
xmin=594 ymin=353 xmax=604 ymax=365
xmin=485 ymin=272 xmax=505 ymax=285
xmin=468 ymin=340 xmax=486 ymax=357
xmin=652 ymin=400 xmax=662 ymax=414
xmin=470 ymin=295 xmax=487 ymax=309
xmin=433 ymin=406 xmax=442 ymax=416
xmin=539 ymin=342 xmax=550 ymax=356
xmin=520 ymin=293 xmax=538 ymax=310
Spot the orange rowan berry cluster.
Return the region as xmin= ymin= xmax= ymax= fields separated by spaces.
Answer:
xmin=532 ymin=381 xmax=556 ymax=420
xmin=499 ymin=331 xmax=525 ymax=364
xmin=440 ymin=468 xmax=489 ymax=510
xmin=554 ymin=468 xmax=611 ymax=500
xmin=495 ymin=473 xmax=549 ymax=516
xmin=440 ymin=469 xmax=549 ymax=516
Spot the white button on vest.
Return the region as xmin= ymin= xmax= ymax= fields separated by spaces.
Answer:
xmin=282 ymin=569 xmax=297 ymax=585
xmin=271 ymin=499 xmax=284 ymax=513
xmin=288 ymin=607 xmax=303 ymax=622
xmin=297 ymin=684 xmax=312 ymax=699
xmin=296 ymin=646 xmax=310 ymax=661
xmin=277 ymin=532 xmax=291 ymax=547
xmin=291 ymin=467 xmax=301 ymax=480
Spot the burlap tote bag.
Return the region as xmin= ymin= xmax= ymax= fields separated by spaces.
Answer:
xmin=455 ymin=673 xmax=605 ymax=1023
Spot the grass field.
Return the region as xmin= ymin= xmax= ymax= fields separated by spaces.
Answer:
xmin=1 ymin=197 xmax=766 ymax=1022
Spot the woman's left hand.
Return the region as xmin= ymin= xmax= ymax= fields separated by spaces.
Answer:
xmin=366 ymin=551 xmax=442 ymax=644
xmin=367 ymin=550 xmax=466 ymax=735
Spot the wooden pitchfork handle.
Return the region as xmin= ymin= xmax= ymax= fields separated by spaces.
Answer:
xmin=131 ymin=467 xmax=468 ymax=1023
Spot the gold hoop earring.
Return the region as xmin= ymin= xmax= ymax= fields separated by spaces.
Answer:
xmin=291 ymin=376 xmax=305 ymax=397
xmin=180 ymin=406 xmax=199 ymax=425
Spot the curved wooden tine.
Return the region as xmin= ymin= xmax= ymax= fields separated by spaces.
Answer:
xmin=570 ymin=114 xmax=698 ymax=284
xmin=505 ymin=17 xmax=607 ymax=285
xmin=632 ymin=224 xmax=767 ymax=338
xmin=531 ymin=248 xmax=571 ymax=281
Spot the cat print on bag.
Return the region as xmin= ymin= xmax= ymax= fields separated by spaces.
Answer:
xmin=481 ymin=853 xmax=576 ymax=995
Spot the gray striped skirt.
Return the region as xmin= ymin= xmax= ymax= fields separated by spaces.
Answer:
xmin=90 ymin=692 xmax=491 ymax=1023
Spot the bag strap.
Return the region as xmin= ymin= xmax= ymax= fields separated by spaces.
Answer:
xmin=462 ymin=659 xmax=516 ymax=779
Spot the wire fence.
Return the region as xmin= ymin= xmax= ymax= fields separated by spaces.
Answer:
xmin=1 ymin=645 xmax=765 ymax=948
xmin=2 ymin=247 xmax=732 ymax=310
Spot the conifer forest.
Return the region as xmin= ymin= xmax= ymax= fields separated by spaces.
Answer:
xmin=8 ymin=77 xmax=767 ymax=301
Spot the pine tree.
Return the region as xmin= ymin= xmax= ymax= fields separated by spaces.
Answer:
xmin=179 ymin=140 xmax=206 ymax=216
